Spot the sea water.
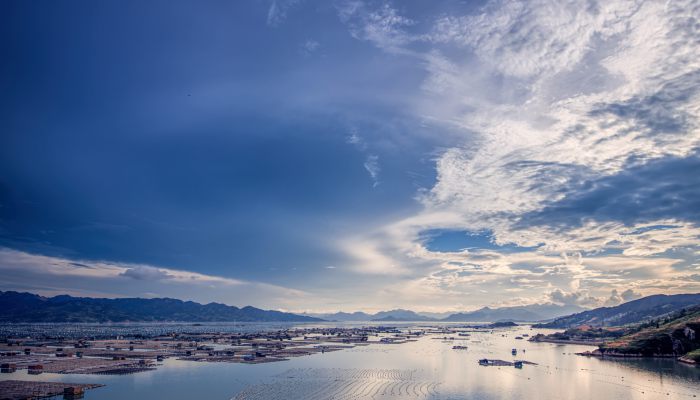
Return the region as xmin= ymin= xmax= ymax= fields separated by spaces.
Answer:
xmin=1 ymin=323 xmax=699 ymax=399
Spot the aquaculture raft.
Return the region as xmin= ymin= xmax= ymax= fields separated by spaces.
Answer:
xmin=0 ymin=380 xmax=103 ymax=400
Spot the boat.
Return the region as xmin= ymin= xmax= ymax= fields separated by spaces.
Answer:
xmin=452 ymin=345 xmax=468 ymax=350
xmin=511 ymin=348 xmax=517 ymax=355
xmin=514 ymin=361 xmax=523 ymax=369
xmin=478 ymin=358 xmax=489 ymax=366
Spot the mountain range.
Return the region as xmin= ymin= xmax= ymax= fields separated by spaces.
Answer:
xmin=310 ymin=309 xmax=435 ymax=322
xmin=5 ymin=290 xmax=698 ymax=325
xmin=3 ymin=291 xmax=578 ymax=323
xmin=0 ymin=291 xmax=322 ymax=323
xmin=310 ymin=304 xmax=584 ymax=322
xmin=534 ymin=293 xmax=700 ymax=328
xmin=441 ymin=304 xmax=586 ymax=322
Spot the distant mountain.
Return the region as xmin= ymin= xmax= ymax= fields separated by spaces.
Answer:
xmin=311 ymin=309 xmax=435 ymax=322
xmin=0 ymin=291 xmax=323 ymax=323
xmin=534 ymin=293 xmax=700 ymax=329
xmin=372 ymin=309 xmax=435 ymax=321
xmin=415 ymin=311 xmax=455 ymax=320
xmin=315 ymin=311 xmax=374 ymax=321
xmin=443 ymin=303 xmax=585 ymax=322
xmin=312 ymin=304 xmax=580 ymax=322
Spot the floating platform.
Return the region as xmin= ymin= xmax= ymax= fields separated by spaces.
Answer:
xmin=478 ymin=359 xmax=537 ymax=367
xmin=0 ymin=380 xmax=103 ymax=400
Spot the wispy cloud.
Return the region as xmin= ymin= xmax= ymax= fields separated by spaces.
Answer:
xmin=345 ymin=129 xmax=367 ymax=150
xmin=266 ymin=0 xmax=301 ymax=27
xmin=346 ymin=129 xmax=381 ymax=186
xmin=0 ymin=248 xmax=311 ymax=308
xmin=4 ymin=0 xmax=699 ymax=313
xmin=333 ymin=0 xmax=700 ymax=306
xmin=337 ymin=1 xmax=415 ymax=53
xmin=363 ymin=154 xmax=380 ymax=187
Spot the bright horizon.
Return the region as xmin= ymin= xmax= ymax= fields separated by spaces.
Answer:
xmin=2 ymin=0 xmax=699 ymax=314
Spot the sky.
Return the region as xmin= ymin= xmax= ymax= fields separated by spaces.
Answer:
xmin=1 ymin=0 xmax=699 ymax=313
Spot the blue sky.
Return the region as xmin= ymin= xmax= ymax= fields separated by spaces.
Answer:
xmin=1 ymin=0 xmax=699 ymax=312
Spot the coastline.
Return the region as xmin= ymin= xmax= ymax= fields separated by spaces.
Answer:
xmin=528 ymin=337 xmax=604 ymax=346
xmin=575 ymin=349 xmax=697 ymax=364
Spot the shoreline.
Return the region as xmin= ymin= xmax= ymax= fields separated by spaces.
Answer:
xmin=576 ymin=349 xmax=698 ymax=364
xmin=528 ymin=337 xmax=603 ymax=346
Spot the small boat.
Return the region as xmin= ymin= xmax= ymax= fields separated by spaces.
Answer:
xmin=514 ymin=361 xmax=523 ymax=369
xmin=478 ymin=358 xmax=489 ymax=366
xmin=515 ymin=336 xmax=523 ymax=340
xmin=511 ymin=348 xmax=517 ymax=355
xmin=452 ymin=345 xmax=468 ymax=350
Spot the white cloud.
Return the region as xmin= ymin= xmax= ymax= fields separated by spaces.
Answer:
xmin=427 ymin=0 xmax=641 ymax=78
xmin=301 ymin=39 xmax=320 ymax=54
xmin=332 ymin=0 xmax=700 ymax=309
xmin=338 ymin=235 xmax=409 ymax=275
xmin=604 ymin=288 xmax=643 ymax=306
xmin=363 ymin=154 xmax=380 ymax=186
xmin=346 ymin=129 xmax=381 ymax=186
xmin=418 ymin=0 xmax=700 ymax=239
xmin=346 ymin=129 xmax=368 ymax=150
xmin=266 ymin=0 xmax=301 ymax=27
xmin=337 ymin=1 xmax=416 ymax=53
xmin=0 ymin=248 xmax=312 ymax=309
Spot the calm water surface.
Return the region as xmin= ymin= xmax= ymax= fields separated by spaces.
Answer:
xmin=2 ymin=324 xmax=699 ymax=399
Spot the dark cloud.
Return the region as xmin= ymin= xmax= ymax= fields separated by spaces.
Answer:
xmin=0 ymin=0 xmax=437 ymax=288
xmin=512 ymin=71 xmax=700 ymax=234
xmin=69 ymin=262 xmax=95 ymax=269
xmin=119 ymin=266 xmax=174 ymax=281
xmin=520 ymin=151 xmax=700 ymax=229
xmin=604 ymin=288 xmax=642 ymax=306
xmin=588 ymin=70 xmax=700 ymax=137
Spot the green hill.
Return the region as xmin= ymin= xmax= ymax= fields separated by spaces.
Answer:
xmin=596 ymin=306 xmax=700 ymax=358
xmin=534 ymin=293 xmax=700 ymax=328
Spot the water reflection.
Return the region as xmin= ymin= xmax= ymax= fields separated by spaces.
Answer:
xmin=1 ymin=324 xmax=698 ymax=399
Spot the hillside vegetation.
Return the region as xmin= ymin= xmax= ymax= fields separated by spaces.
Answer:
xmin=534 ymin=294 xmax=700 ymax=328
xmin=597 ymin=306 xmax=700 ymax=357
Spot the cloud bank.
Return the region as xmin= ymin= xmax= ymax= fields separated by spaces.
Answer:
xmin=336 ymin=0 xmax=700 ymax=309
